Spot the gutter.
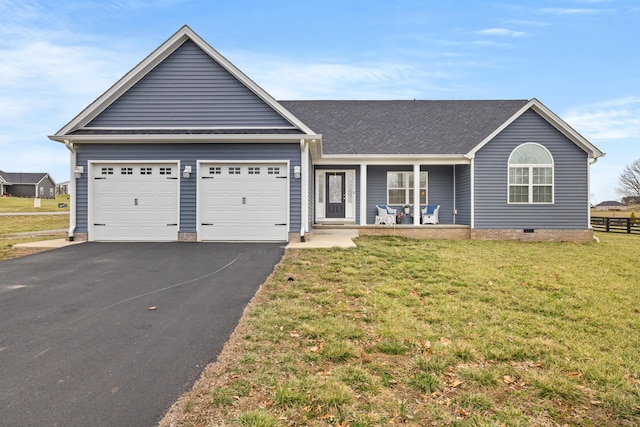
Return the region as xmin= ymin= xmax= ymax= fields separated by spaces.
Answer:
xmin=63 ymin=140 xmax=77 ymax=240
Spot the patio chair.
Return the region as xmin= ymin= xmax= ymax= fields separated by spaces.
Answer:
xmin=375 ymin=205 xmax=397 ymax=225
xmin=421 ymin=204 xmax=440 ymax=224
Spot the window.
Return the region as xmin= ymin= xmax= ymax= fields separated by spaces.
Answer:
xmin=121 ymin=167 xmax=133 ymax=175
xmin=248 ymin=167 xmax=260 ymax=175
xmin=101 ymin=167 xmax=113 ymax=175
xmin=209 ymin=167 xmax=221 ymax=175
xmin=159 ymin=167 xmax=172 ymax=175
xmin=387 ymin=171 xmax=427 ymax=205
xmin=508 ymin=143 xmax=553 ymax=204
xmin=229 ymin=167 xmax=241 ymax=175
xmin=268 ymin=167 xmax=280 ymax=175
xmin=140 ymin=167 xmax=152 ymax=175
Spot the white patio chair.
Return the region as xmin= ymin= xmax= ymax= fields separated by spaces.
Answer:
xmin=421 ymin=204 xmax=440 ymax=224
xmin=375 ymin=205 xmax=397 ymax=225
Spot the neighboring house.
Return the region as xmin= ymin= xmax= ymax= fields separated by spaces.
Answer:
xmin=57 ymin=181 xmax=70 ymax=195
xmin=621 ymin=196 xmax=640 ymax=205
xmin=48 ymin=26 xmax=604 ymax=243
xmin=594 ymin=200 xmax=627 ymax=211
xmin=0 ymin=170 xmax=56 ymax=199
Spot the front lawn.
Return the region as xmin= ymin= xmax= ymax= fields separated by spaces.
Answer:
xmin=0 ymin=194 xmax=70 ymax=212
xmin=162 ymin=233 xmax=640 ymax=426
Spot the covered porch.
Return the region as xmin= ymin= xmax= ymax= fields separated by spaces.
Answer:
xmin=312 ymin=158 xmax=472 ymax=228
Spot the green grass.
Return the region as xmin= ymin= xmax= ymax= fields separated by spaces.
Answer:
xmin=0 ymin=208 xmax=69 ymax=260
xmin=159 ymin=233 xmax=640 ymax=426
xmin=0 ymin=194 xmax=70 ymax=212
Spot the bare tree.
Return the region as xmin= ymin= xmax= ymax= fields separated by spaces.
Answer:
xmin=617 ymin=159 xmax=640 ymax=202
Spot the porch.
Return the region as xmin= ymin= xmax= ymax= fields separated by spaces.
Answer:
xmin=311 ymin=223 xmax=471 ymax=240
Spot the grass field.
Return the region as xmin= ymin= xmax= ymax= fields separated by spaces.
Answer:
xmin=591 ymin=205 xmax=640 ymax=218
xmin=0 ymin=196 xmax=69 ymax=260
xmin=0 ymin=195 xmax=70 ymax=212
xmin=162 ymin=233 xmax=640 ymax=427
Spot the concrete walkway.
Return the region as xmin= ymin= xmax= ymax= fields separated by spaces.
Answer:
xmin=286 ymin=230 xmax=358 ymax=249
xmin=10 ymin=232 xmax=358 ymax=250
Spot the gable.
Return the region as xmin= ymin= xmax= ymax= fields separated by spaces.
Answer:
xmin=86 ymin=40 xmax=293 ymax=129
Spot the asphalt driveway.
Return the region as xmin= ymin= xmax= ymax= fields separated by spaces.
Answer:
xmin=0 ymin=242 xmax=284 ymax=426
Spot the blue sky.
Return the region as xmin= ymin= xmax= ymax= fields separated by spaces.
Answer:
xmin=1 ymin=0 xmax=638 ymax=203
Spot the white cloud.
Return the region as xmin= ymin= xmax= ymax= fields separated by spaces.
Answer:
xmin=540 ymin=8 xmax=611 ymax=15
xmin=231 ymin=53 xmax=458 ymax=100
xmin=476 ymin=28 xmax=526 ymax=37
xmin=563 ymin=97 xmax=640 ymax=141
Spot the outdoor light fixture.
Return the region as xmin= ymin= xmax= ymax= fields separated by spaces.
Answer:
xmin=294 ymin=165 xmax=301 ymax=179
xmin=73 ymin=165 xmax=84 ymax=179
xmin=183 ymin=165 xmax=192 ymax=178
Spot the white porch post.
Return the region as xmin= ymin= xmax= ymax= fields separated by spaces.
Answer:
xmin=360 ymin=163 xmax=368 ymax=225
xmin=300 ymin=139 xmax=309 ymax=236
xmin=413 ymin=163 xmax=420 ymax=225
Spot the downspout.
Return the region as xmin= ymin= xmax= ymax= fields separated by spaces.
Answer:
xmin=63 ymin=140 xmax=77 ymax=241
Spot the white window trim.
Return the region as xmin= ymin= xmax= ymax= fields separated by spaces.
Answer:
xmin=507 ymin=142 xmax=554 ymax=204
xmin=386 ymin=171 xmax=428 ymax=206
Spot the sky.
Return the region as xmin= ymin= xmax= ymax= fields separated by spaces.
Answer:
xmin=1 ymin=0 xmax=638 ymax=203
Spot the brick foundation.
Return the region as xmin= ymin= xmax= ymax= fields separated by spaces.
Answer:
xmin=470 ymin=229 xmax=594 ymax=243
xmin=178 ymin=232 xmax=198 ymax=242
xmin=70 ymin=232 xmax=88 ymax=242
xmin=359 ymin=226 xmax=470 ymax=240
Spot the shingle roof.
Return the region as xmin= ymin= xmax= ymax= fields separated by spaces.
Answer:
xmin=280 ymin=100 xmax=529 ymax=155
xmin=0 ymin=170 xmax=49 ymax=184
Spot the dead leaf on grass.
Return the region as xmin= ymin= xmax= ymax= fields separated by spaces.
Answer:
xmin=440 ymin=337 xmax=452 ymax=346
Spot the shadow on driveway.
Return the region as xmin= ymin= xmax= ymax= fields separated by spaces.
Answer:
xmin=0 ymin=242 xmax=284 ymax=426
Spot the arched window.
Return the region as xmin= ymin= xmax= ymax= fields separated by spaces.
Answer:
xmin=508 ymin=143 xmax=553 ymax=204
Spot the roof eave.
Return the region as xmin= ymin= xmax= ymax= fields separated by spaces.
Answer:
xmin=48 ymin=133 xmax=322 ymax=144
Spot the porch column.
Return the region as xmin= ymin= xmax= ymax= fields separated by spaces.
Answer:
xmin=413 ymin=163 xmax=420 ymax=225
xmin=360 ymin=163 xmax=368 ymax=225
xmin=300 ymin=139 xmax=309 ymax=236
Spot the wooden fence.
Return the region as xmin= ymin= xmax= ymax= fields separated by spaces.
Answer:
xmin=591 ymin=217 xmax=640 ymax=234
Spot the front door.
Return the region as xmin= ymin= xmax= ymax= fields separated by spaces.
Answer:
xmin=326 ymin=172 xmax=345 ymax=218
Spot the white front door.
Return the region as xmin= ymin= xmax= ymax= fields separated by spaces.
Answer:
xmin=198 ymin=162 xmax=289 ymax=241
xmin=89 ymin=162 xmax=179 ymax=241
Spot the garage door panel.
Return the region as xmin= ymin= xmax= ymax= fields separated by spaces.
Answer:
xmin=199 ymin=163 xmax=288 ymax=241
xmin=90 ymin=163 xmax=179 ymax=241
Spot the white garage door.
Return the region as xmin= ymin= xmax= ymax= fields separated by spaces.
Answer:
xmin=199 ymin=162 xmax=288 ymax=241
xmin=90 ymin=163 xmax=179 ymax=241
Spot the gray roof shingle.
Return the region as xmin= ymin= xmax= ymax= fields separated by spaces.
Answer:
xmin=280 ymin=100 xmax=529 ymax=155
xmin=0 ymin=170 xmax=49 ymax=184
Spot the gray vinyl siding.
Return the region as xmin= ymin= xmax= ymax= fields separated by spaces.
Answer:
xmin=366 ymin=165 xmax=454 ymax=224
xmin=87 ymin=40 xmax=293 ymax=128
xmin=474 ymin=110 xmax=589 ymax=229
xmin=74 ymin=143 xmax=301 ymax=235
xmin=455 ymin=165 xmax=471 ymax=225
